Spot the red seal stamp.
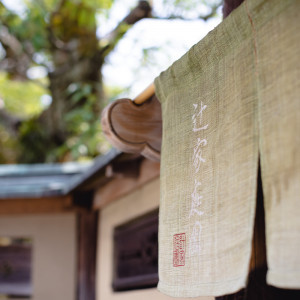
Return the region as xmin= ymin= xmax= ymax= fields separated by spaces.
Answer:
xmin=173 ymin=233 xmax=186 ymax=267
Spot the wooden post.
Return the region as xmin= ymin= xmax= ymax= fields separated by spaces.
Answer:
xmin=77 ymin=209 xmax=98 ymax=300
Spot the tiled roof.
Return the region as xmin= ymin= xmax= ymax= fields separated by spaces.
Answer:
xmin=0 ymin=149 xmax=121 ymax=199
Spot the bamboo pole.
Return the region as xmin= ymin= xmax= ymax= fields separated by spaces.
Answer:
xmin=133 ymin=83 xmax=155 ymax=105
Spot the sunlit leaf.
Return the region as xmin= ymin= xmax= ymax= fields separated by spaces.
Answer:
xmin=0 ymin=73 xmax=46 ymax=116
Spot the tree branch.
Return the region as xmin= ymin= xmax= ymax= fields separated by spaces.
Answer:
xmin=0 ymin=25 xmax=32 ymax=80
xmin=122 ymin=0 xmax=152 ymax=25
xmin=0 ymin=21 xmax=49 ymax=78
xmin=99 ymin=0 xmax=152 ymax=58
xmin=0 ymin=26 xmax=23 ymax=56
xmin=99 ymin=0 xmax=222 ymax=59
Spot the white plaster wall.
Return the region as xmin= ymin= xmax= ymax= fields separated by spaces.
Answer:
xmin=0 ymin=213 xmax=77 ymax=300
xmin=97 ymin=178 xmax=213 ymax=300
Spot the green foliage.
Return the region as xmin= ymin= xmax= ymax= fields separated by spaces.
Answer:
xmin=0 ymin=0 xmax=220 ymax=164
xmin=62 ymin=121 xmax=110 ymax=162
xmin=18 ymin=117 xmax=55 ymax=163
xmin=50 ymin=0 xmax=97 ymax=42
xmin=15 ymin=80 xmax=108 ymax=162
xmin=0 ymin=0 xmax=110 ymax=163
xmin=0 ymin=1 xmax=48 ymax=52
xmin=24 ymin=8 xmax=49 ymax=51
xmin=67 ymin=83 xmax=93 ymax=104
xmin=63 ymin=84 xmax=102 ymax=160
xmin=0 ymin=73 xmax=45 ymax=116
xmin=0 ymin=0 xmax=113 ymax=54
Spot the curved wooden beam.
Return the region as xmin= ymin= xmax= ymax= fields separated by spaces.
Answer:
xmin=101 ymin=0 xmax=244 ymax=161
xmin=101 ymin=95 xmax=162 ymax=161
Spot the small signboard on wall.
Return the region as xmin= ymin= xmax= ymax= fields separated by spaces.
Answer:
xmin=113 ymin=209 xmax=158 ymax=291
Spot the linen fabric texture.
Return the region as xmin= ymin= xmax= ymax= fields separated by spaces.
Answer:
xmin=154 ymin=0 xmax=300 ymax=297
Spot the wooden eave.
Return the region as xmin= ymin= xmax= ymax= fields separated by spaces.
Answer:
xmin=0 ymin=195 xmax=73 ymax=215
xmin=0 ymin=149 xmax=159 ymax=213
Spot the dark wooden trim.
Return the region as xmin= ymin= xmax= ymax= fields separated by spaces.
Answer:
xmin=93 ymin=158 xmax=160 ymax=209
xmin=0 ymin=196 xmax=73 ymax=215
xmin=73 ymin=191 xmax=94 ymax=209
xmin=216 ymin=266 xmax=300 ymax=300
xmin=77 ymin=210 xmax=98 ymax=300
xmin=249 ymin=165 xmax=266 ymax=272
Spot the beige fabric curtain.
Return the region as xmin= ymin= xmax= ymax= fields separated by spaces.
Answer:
xmin=154 ymin=0 xmax=300 ymax=297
